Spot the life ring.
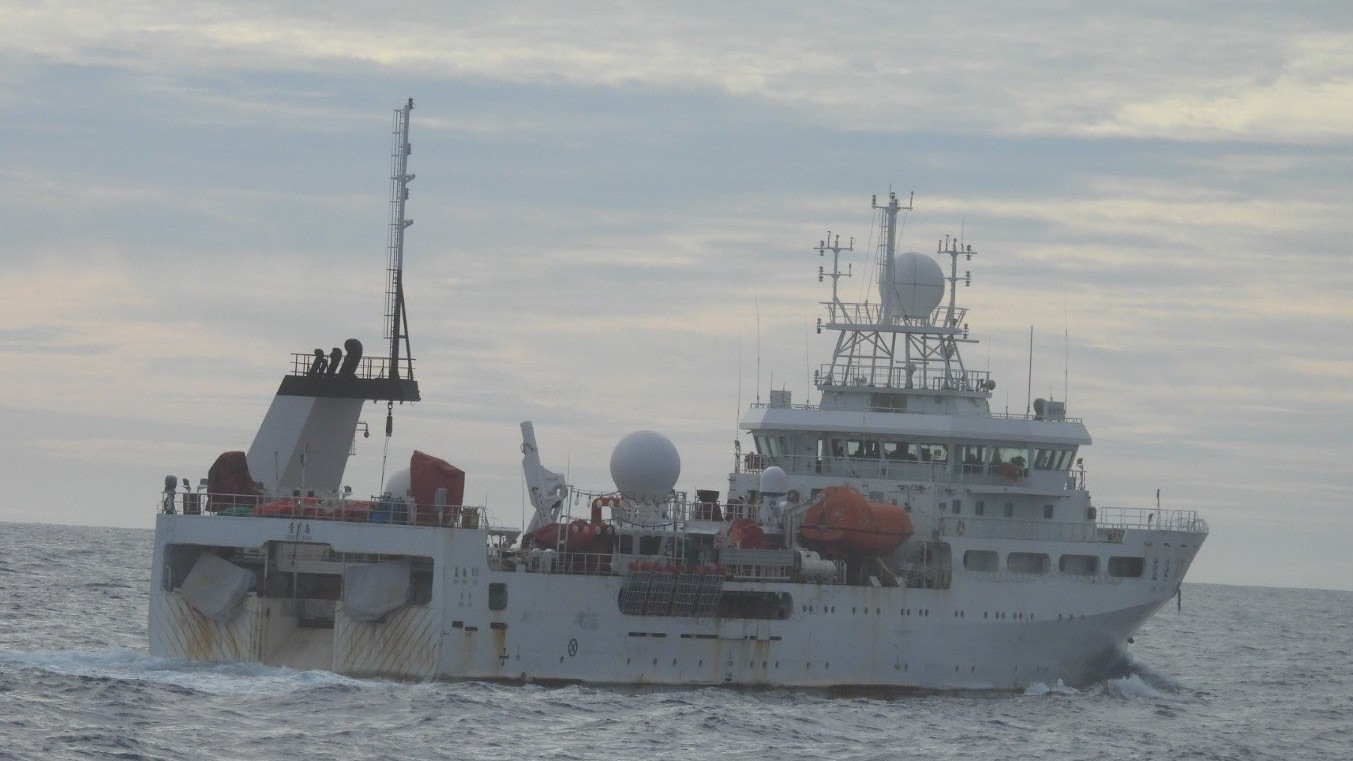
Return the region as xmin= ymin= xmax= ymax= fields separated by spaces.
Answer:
xmin=956 ymin=519 xmax=966 ymax=536
xmin=1000 ymin=463 xmax=1021 ymax=481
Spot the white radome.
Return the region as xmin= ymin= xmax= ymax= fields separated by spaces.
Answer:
xmin=884 ymin=251 xmax=945 ymax=319
xmin=384 ymin=466 xmax=411 ymax=498
xmin=610 ymin=430 xmax=681 ymax=502
xmin=759 ymin=465 xmax=788 ymax=496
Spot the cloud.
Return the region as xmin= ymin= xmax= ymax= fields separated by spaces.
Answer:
xmin=9 ymin=2 xmax=1353 ymax=144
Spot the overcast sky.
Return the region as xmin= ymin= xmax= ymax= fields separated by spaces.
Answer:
xmin=2 ymin=1 xmax=1351 ymax=591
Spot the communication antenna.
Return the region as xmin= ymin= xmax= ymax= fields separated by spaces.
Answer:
xmin=381 ymin=97 xmax=416 ymax=487
xmin=816 ymin=230 xmax=855 ymax=306
xmin=754 ymin=290 xmax=762 ymax=404
xmin=386 ymin=98 xmax=416 ymax=385
xmin=1025 ymin=325 xmax=1034 ymax=417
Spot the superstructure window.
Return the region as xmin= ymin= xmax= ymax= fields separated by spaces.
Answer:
xmin=1108 ymin=557 xmax=1144 ymax=578
xmin=963 ymin=550 xmax=999 ymax=572
xmin=1059 ymin=554 xmax=1099 ymax=576
xmin=1008 ymin=552 xmax=1049 ymax=574
xmin=991 ymin=447 xmax=1029 ymax=476
xmin=1034 ymin=448 xmax=1077 ymax=471
xmin=960 ymin=445 xmax=986 ymax=474
xmin=920 ymin=444 xmax=949 ymax=463
xmin=488 ymin=582 xmax=508 ymax=611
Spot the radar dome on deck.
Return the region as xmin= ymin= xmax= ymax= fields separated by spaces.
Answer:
xmin=759 ymin=466 xmax=788 ymax=496
xmin=610 ymin=430 xmax=681 ymax=502
xmin=882 ymin=251 xmax=945 ymax=319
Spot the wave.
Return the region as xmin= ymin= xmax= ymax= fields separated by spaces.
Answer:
xmin=1104 ymin=673 xmax=1165 ymax=699
xmin=0 ymin=648 xmax=365 ymax=696
xmin=1023 ymin=679 xmax=1079 ymax=696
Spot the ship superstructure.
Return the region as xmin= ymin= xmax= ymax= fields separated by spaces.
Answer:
xmin=148 ymin=103 xmax=1208 ymax=689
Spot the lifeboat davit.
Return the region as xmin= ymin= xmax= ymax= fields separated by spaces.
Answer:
xmin=799 ymin=485 xmax=913 ymax=556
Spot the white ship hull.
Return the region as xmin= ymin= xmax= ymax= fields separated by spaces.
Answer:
xmin=149 ymin=513 xmax=1202 ymax=689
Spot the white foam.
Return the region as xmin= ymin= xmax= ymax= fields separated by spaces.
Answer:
xmin=1106 ymin=673 xmax=1164 ymax=699
xmin=0 ymin=648 xmax=365 ymax=696
xmin=1023 ymin=679 xmax=1079 ymax=696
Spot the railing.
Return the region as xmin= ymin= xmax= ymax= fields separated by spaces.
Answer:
xmin=288 ymin=352 xmax=415 ymax=380
xmin=939 ymin=515 xmax=1100 ymax=544
xmin=1095 ymin=507 xmax=1209 ymax=534
xmin=519 ymin=549 xmax=615 ymax=576
xmin=157 ymin=491 xmax=483 ymax=528
xmin=747 ymin=397 xmax=1083 ymax=424
xmin=937 ymin=508 xmax=1208 ymax=544
xmin=736 ymin=452 xmax=954 ymax=481
xmin=815 ymin=364 xmax=991 ymax=394
xmin=822 ymin=301 xmax=968 ymax=331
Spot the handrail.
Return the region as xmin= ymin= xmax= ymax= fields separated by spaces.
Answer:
xmin=1094 ymin=506 xmax=1209 ymax=534
xmin=156 ymin=491 xmax=484 ymax=528
xmin=747 ymin=398 xmax=1082 ymax=423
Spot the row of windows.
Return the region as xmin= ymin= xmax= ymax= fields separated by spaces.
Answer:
xmin=944 ymin=499 xmax=1058 ymax=519
xmin=752 ymin=434 xmax=1077 ymax=473
xmin=963 ymin=550 xmax=1144 ymax=578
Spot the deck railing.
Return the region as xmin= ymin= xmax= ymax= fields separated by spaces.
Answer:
xmin=157 ymin=491 xmax=483 ymax=528
xmin=1094 ymin=506 xmax=1209 ymax=534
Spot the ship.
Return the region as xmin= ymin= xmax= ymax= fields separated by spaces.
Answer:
xmin=148 ymin=99 xmax=1209 ymax=689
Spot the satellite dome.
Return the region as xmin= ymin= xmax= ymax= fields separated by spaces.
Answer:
xmin=882 ymin=251 xmax=945 ymax=319
xmin=610 ymin=431 xmax=681 ymax=502
xmin=759 ymin=466 xmax=788 ymax=496
xmin=384 ymin=466 xmax=411 ymax=498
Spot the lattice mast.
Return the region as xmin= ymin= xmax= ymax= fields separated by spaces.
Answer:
xmin=385 ymin=98 xmax=416 ymax=382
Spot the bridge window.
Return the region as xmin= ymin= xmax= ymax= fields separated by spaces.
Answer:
xmin=991 ymin=447 xmax=1029 ymax=475
xmin=920 ymin=444 xmax=949 ymax=463
xmin=961 ymin=445 xmax=986 ymax=474
xmin=1034 ymin=448 xmax=1077 ymax=471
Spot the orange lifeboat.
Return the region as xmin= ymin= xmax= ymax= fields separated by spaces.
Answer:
xmin=799 ymin=485 xmax=913 ymax=556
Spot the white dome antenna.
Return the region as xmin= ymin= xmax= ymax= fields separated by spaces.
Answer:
xmin=610 ymin=431 xmax=681 ymax=503
xmin=882 ymin=251 xmax=945 ymax=320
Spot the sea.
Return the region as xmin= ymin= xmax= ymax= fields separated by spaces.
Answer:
xmin=1 ymin=522 xmax=1348 ymax=761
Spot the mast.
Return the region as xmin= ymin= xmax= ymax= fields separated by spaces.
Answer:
xmin=386 ymin=98 xmax=416 ymax=385
xmin=814 ymin=191 xmax=990 ymax=402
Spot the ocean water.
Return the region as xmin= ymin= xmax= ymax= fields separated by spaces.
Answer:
xmin=1 ymin=522 xmax=1349 ymax=761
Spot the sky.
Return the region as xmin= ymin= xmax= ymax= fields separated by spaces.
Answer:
xmin=2 ymin=1 xmax=1351 ymax=591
